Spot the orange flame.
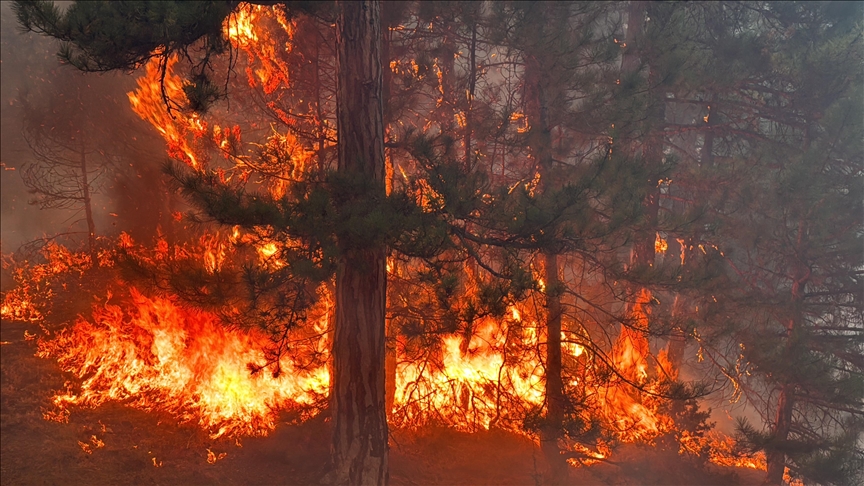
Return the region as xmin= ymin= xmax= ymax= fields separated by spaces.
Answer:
xmin=128 ymin=56 xmax=208 ymax=170
xmin=39 ymin=288 xmax=330 ymax=439
xmin=596 ymin=289 xmax=672 ymax=442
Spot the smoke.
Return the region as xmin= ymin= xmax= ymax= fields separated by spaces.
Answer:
xmin=0 ymin=2 xmax=181 ymax=260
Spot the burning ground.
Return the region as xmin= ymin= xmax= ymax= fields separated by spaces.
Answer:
xmin=2 ymin=319 xmax=761 ymax=485
xmin=0 ymin=240 xmax=767 ymax=485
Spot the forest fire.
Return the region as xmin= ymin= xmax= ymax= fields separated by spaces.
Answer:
xmin=3 ymin=1 xmax=860 ymax=485
xmin=4 ymin=236 xmax=763 ymax=473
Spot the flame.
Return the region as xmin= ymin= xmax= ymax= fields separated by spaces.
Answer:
xmin=201 ymin=233 xmax=227 ymax=274
xmin=595 ymin=289 xmax=672 ymax=442
xmin=5 ymin=235 xmax=771 ymax=476
xmin=225 ymin=7 xmax=258 ymax=48
xmin=679 ymin=430 xmax=802 ymax=485
xmin=391 ymin=317 xmax=546 ymax=430
xmin=38 ymin=288 xmax=329 ymax=439
xmin=206 ymin=448 xmax=227 ymax=464
xmin=128 ymin=56 xmax=208 ymax=170
xmin=655 ymin=233 xmax=668 ymax=254
xmin=1 ymin=243 xmax=96 ymax=322
xmin=224 ymin=4 xmax=292 ymax=94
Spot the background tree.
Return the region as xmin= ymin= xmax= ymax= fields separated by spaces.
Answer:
xmin=17 ymin=68 xmax=125 ymax=255
xmin=706 ymin=3 xmax=863 ymax=484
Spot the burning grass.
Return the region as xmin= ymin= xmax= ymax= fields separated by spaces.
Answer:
xmin=38 ymin=288 xmax=329 ymax=439
xmin=1 ymin=238 xmax=777 ymax=484
xmin=3 ymin=318 xmax=761 ymax=485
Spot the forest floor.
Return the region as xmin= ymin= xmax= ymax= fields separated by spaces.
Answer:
xmin=1 ymin=320 xmax=763 ymax=486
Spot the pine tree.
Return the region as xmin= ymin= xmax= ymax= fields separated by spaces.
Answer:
xmin=16 ymin=68 xmax=127 ymax=255
xmin=678 ymin=3 xmax=864 ymax=484
xmin=14 ymin=2 xmax=395 ymax=484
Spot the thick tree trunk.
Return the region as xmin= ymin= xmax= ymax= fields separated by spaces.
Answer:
xmin=541 ymin=252 xmax=566 ymax=483
xmin=80 ymin=149 xmax=96 ymax=257
xmin=331 ymin=2 xmax=389 ymax=485
xmin=620 ymin=2 xmax=646 ymax=86
xmin=619 ymin=0 xmax=651 ymax=272
xmin=381 ymin=16 xmax=397 ymax=421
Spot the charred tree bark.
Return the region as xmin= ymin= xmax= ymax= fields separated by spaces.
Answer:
xmin=632 ymin=67 xmax=664 ymax=274
xmin=541 ymin=252 xmax=566 ymax=482
xmin=381 ymin=14 xmax=397 ymax=420
xmin=331 ymin=2 xmax=389 ymax=485
xmin=619 ymin=1 xmax=650 ymax=273
xmin=314 ymin=32 xmax=328 ymax=178
xmin=620 ymin=1 xmax=645 ymax=88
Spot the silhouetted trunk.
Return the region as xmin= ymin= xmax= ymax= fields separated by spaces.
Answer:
xmin=619 ymin=1 xmax=649 ymax=274
xmin=700 ymin=98 xmax=715 ymax=167
xmin=764 ymin=252 xmax=807 ymax=485
xmin=525 ymin=37 xmax=566 ymax=483
xmin=381 ymin=17 xmax=397 ymax=419
xmin=314 ymin=32 xmax=328 ymax=178
xmin=764 ymin=384 xmax=793 ymax=485
xmin=541 ymin=252 xmax=566 ymax=482
xmin=632 ymin=63 xmax=664 ymax=274
xmin=331 ymin=2 xmax=389 ymax=485
xmin=437 ymin=19 xmax=456 ymax=142
xmin=80 ymin=148 xmax=96 ymax=256
xmin=620 ymin=2 xmax=645 ymax=84
xmin=463 ymin=22 xmax=476 ymax=169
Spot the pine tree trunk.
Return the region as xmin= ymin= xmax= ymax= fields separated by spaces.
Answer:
xmin=80 ymin=148 xmax=96 ymax=257
xmin=331 ymin=2 xmax=389 ymax=484
xmin=463 ymin=23 xmax=477 ymax=169
xmin=541 ymin=252 xmax=566 ymax=483
xmin=764 ymin=384 xmax=793 ymax=485
xmin=525 ymin=37 xmax=567 ymax=483
xmin=620 ymin=2 xmax=645 ymax=83
xmin=764 ymin=250 xmax=807 ymax=486
xmin=700 ymin=98 xmax=715 ymax=167
xmin=314 ymin=33 xmax=328 ymax=178
xmin=381 ymin=18 xmax=397 ymax=421
xmin=632 ymin=60 xmax=664 ymax=274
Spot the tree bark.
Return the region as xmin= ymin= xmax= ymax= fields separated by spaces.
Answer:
xmin=331 ymin=2 xmax=389 ymax=485
xmin=463 ymin=23 xmax=477 ymax=170
xmin=764 ymin=384 xmax=793 ymax=485
xmin=764 ymin=250 xmax=807 ymax=485
xmin=525 ymin=31 xmax=567 ymax=483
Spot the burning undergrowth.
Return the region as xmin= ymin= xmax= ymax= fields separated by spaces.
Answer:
xmin=1 ymin=235 xmax=772 ymax=479
xmin=38 ymin=288 xmax=329 ymax=438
